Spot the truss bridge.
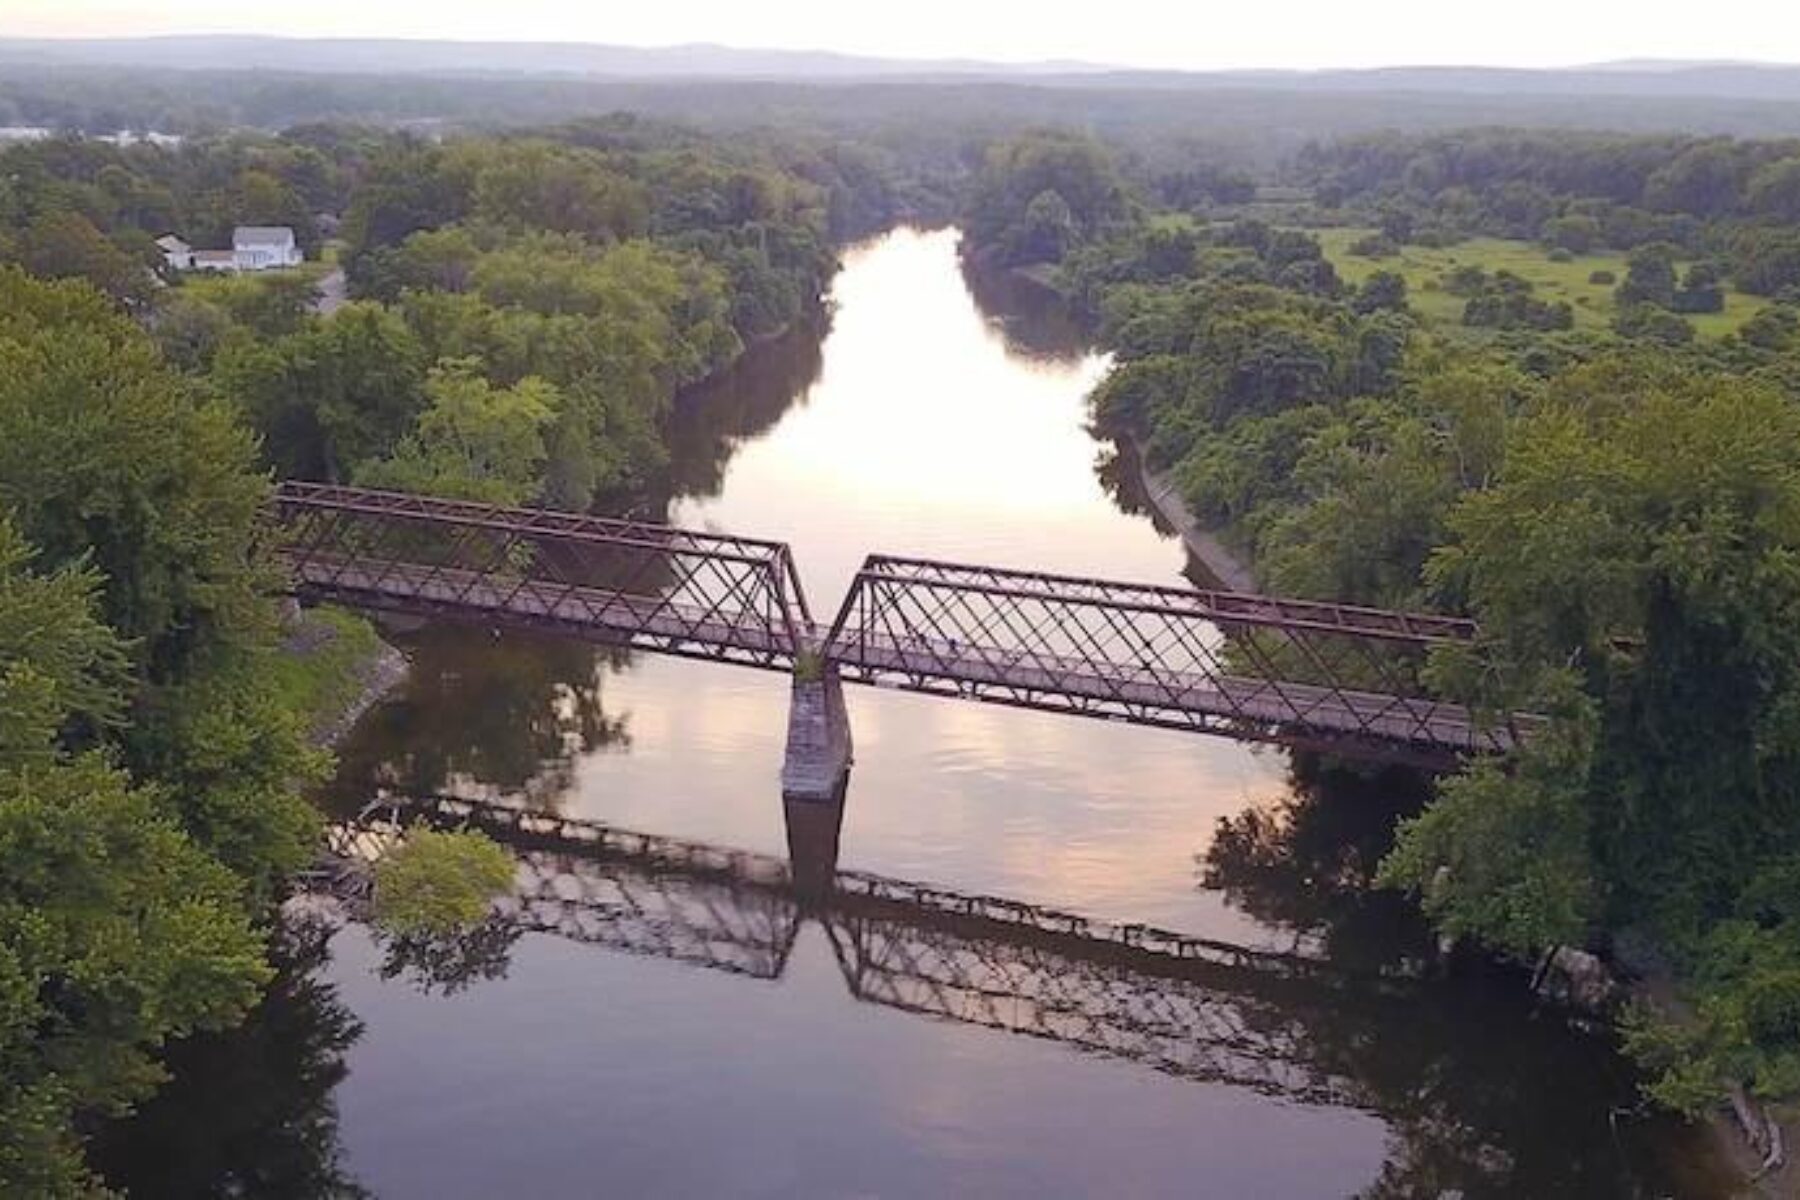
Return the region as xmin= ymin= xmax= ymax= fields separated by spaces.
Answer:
xmin=272 ymin=482 xmax=1540 ymax=792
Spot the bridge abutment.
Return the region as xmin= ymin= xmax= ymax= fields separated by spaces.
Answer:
xmin=781 ymin=667 xmax=853 ymax=803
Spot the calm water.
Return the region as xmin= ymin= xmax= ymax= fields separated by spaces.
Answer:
xmin=99 ymin=229 xmax=1734 ymax=1198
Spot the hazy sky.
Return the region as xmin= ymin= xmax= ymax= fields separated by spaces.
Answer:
xmin=5 ymin=0 xmax=1800 ymax=71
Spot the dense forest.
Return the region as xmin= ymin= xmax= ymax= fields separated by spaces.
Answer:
xmin=957 ymin=124 xmax=1800 ymax=1144
xmin=0 ymin=114 xmax=937 ymax=1191
xmin=8 ymin=64 xmax=1800 ymax=1188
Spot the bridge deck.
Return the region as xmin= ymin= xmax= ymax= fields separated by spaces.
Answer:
xmin=288 ymin=555 xmax=1515 ymax=756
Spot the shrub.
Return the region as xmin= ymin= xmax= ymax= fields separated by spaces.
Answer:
xmin=1613 ymin=303 xmax=1695 ymax=345
xmin=1588 ymin=269 xmax=1616 ymax=286
xmin=1348 ymin=233 xmax=1399 ymax=259
xmin=373 ymin=826 xmax=515 ymax=935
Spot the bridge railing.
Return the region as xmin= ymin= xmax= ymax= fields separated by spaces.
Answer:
xmin=821 ymin=554 xmax=1523 ymax=758
xmin=272 ymin=481 xmax=813 ymax=669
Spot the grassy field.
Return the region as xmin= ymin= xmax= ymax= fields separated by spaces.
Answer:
xmin=171 ymin=256 xmax=338 ymax=308
xmin=1314 ymin=228 xmax=1765 ymax=340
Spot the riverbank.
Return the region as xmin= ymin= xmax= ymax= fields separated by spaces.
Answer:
xmin=958 ymin=239 xmax=1259 ymax=594
xmin=1127 ymin=434 xmax=1259 ymax=594
xmin=278 ymin=604 xmax=408 ymax=749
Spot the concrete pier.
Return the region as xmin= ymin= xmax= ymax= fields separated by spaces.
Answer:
xmin=780 ymin=668 xmax=854 ymax=802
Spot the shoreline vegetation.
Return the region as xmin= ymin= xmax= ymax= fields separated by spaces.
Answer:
xmin=1124 ymin=432 xmax=1260 ymax=594
xmin=0 ymin=114 xmax=937 ymax=1190
xmin=278 ymin=605 xmax=410 ymax=750
xmin=958 ymin=124 xmax=1800 ymax=1189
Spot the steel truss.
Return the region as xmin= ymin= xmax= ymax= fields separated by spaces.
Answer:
xmin=271 ymin=485 xmax=1538 ymax=763
xmin=272 ymin=481 xmax=812 ymax=670
xmin=823 ymin=554 xmax=1532 ymax=762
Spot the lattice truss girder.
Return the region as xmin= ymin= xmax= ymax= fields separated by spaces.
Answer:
xmin=823 ymin=555 xmax=1522 ymax=756
xmin=271 ymin=485 xmax=1535 ymax=760
xmin=272 ymin=481 xmax=812 ymax=669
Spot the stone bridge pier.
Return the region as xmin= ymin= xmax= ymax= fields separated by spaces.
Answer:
xmin=781 ymin=667 xmax=854 ymax=803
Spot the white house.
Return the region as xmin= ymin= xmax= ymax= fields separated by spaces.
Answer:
xmin=158 ymin=226 xmax=304 ymax=273
xmin=154 ymin=234 xmax=193 ymax=271
xmin=232 ymin=226 xmax=303 ymax=271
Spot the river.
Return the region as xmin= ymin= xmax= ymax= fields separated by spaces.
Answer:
xmin=97 ymin=228 xmax=1735 ymax=1197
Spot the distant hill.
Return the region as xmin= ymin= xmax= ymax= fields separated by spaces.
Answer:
xmin=0 ymin=36 xmax=1109 ymax=80
xmin=4 ymin=39 xmax=1800 ymax=99
xmin=1052 ymin=64 xmax=1800 ymax=101
xmin=7 ymin=39 xmax=1800 ymax=153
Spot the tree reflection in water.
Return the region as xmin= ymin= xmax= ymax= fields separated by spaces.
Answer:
xmin=88 ymin=922 xmax=369 ymax=1200
xmin=1202 ymin=753 xmax=1440 ymax=970
xmin=1200 ymin=753 xmax=1731 ymax=1197
xmin=958 ymin=250 xmax=1090 ymax=362
xmin=318 ymin=625 xmax=630 ymax=814
xmin=373 ymin=913 xmax=524 ymax=996
xmin=653 ymin=314 xmax=828 ymax=508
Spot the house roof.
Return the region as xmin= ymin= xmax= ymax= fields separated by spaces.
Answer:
xmin=154 ymin=234 xmax=190 ymax=251
xmin=233 ymin=225 xmax=296 ymax=247
xmin=193 ymin=250 xmax=236 ymax=265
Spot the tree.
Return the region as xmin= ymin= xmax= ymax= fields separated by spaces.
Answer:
xmin=1380 ymin=726 xmax=1598 ymax=957
xmin=0 ymin=520 xmax=267 ymax=1195
xmin=1644 ymin=140 xmax=1750 ymax=219
xmin=468 ymin=141 xmax=649 ymax=242
xmin=1542 ymin=214 xmax=1601 ymax=254
xmin=1747 ymin=156 xmax=1800 ymax=223
xmin=1461 ymin=272 xmax=1573 ymax=331
xmin=1006 ymin=189 xmax=1078 ymax=265
xmin=341 ymin=143 xmax=473 ymax=279
xmin=1739 ymin=304 xmax=1799 ymax=351
xmin=0 ymin=521 xmax=128 ymax=763
xmin=1426 ymin=367 xmax=1800 ymax=934
xmin=232 ymin=168 xmax=317 ymax=255
xmin=13 ymin=210 xmax=151 ymax=307
xmin=1377 ymin=207 xmax=1415 ymax=245
xmin=215 ymin=302 xmax=428 ymax=481
xmin=1672 ymin=261 xmax=1725 ymax=314
xmin=0 ymin=268 xmax=321 ymax=894
xmin=1613 ymin=304 xmax=1695 ymax=344
xmin=190 ymin=272 xmax=320 ymax=339
xmin=0 ymin=755 xmax=271 ymax=1195
xmin=1728 ymin=227 xmax=1800 ymax=297
xmin=356 ymin=360 xmax=560 ymax=505
xmin=1616 ymin=242 xmax=1680 ymax=309
xmin=968 ymin=132 xmax=1131 ymax=266
xmin=372 ymin=827 xmax=515 ymax=935
xmin=151 ymin=293 xmax=231 ymax=373
xmin=0 ymin=269 xmax=270 ymax=677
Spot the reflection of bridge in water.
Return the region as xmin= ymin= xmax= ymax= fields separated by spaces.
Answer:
xmin=315 ymin=794 xmax=1417 ymax=1107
